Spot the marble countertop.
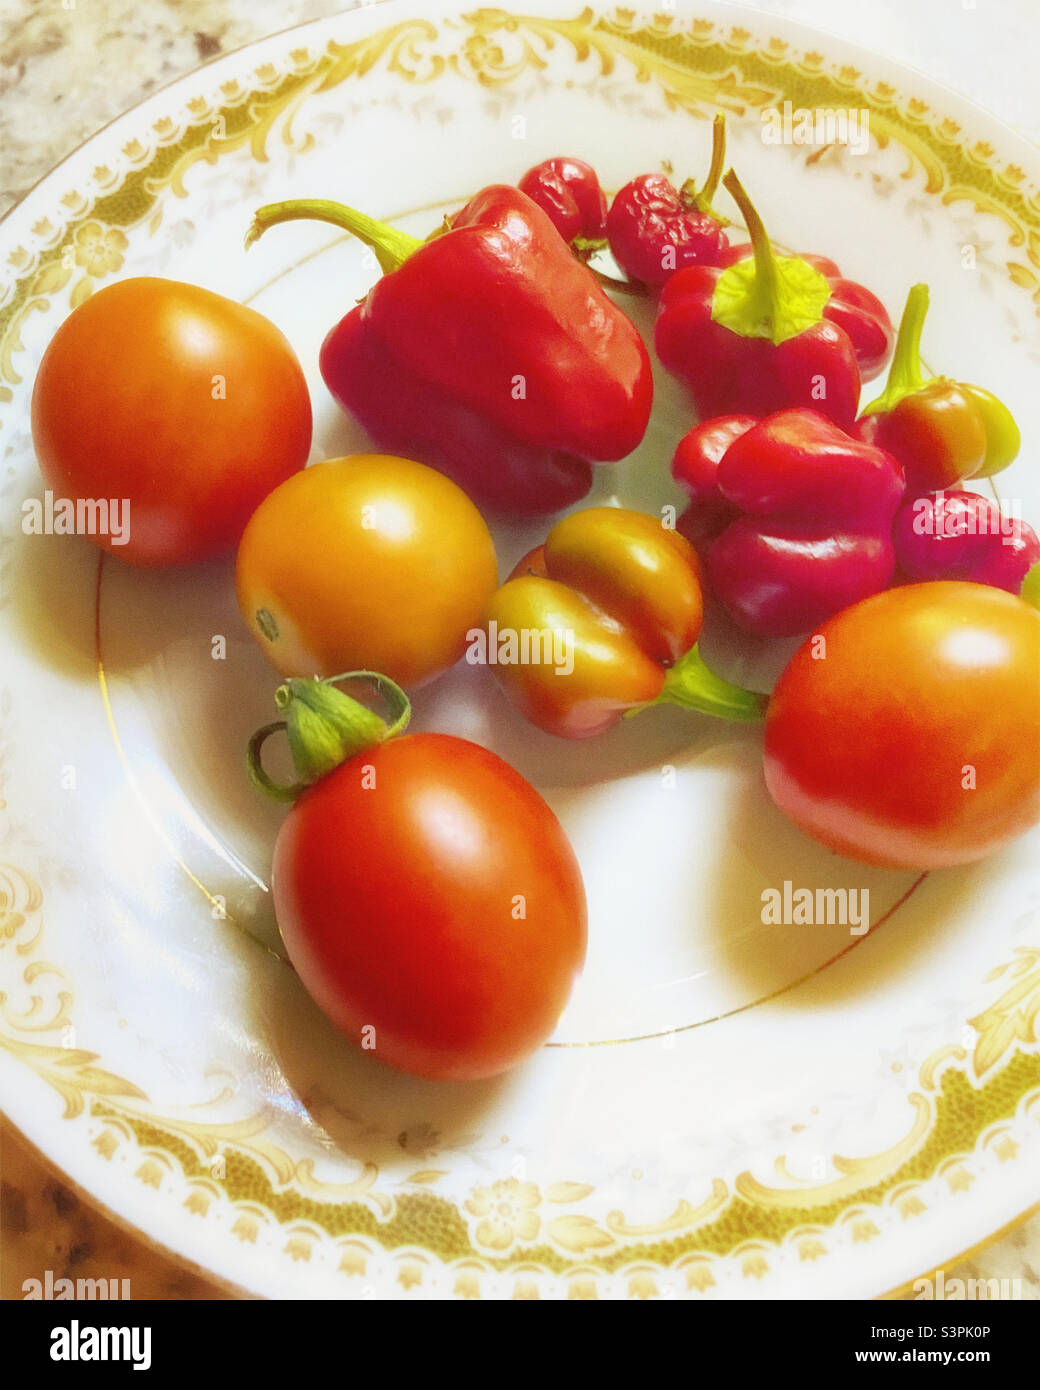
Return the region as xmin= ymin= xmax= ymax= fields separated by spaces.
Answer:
xmin=1 ymin=0 xmax=1037 ymax=1301
xmin=0 ymin=0 xmax=348 ymax=217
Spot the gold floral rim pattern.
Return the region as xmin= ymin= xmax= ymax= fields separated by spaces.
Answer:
xmin=2 ymin=851 xmax=1038 ymax=1293
xmin=2 ymin=6 xmax=1039 ymax=1296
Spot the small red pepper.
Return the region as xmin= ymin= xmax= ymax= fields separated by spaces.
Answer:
xmin=606 ymin=114 xmax=730 ymax=286
xmin=246 ymin=188 xmax=653 ymax=515
xmin=856 ymin=283 xmax=1020 ymax=496
xmin=716 ymin=245 xmax=893 ymax=382
xmin=517 ymin=157 xmax=607 ymax=245
xmin=893 ymin=490 xmax=1040 ymax=594
xmin=655 ymin=171 xmax=866 ymax=429
xmin=674 ymin=409 xmax=905 ymax=637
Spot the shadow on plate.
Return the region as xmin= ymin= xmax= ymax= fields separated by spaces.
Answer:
xmin=246 ymin=944 xmax=512 ymax=1167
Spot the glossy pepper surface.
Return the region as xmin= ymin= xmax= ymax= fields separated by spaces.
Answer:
xmin=606 ymin=114 xmax=730 ymax=286
xmin=856 ymin=283 xmax=1020 ymax=496
xmin=672 ymin=411 xmax=756 ymax=544
xmin=893 ymin=490 xmax=1040 ymax=595
xmin=485 ymin=507 xmax=765 ymax=739
xmin=655 ymin=171 xmax=886 ymax=429
xmin=246 ymin=187 xmax=653 ymax=515
xmin=673 ymin=409 xmax=905 ymax=637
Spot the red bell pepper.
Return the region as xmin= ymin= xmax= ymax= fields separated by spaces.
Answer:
xmin=655 ymin=171 xmax=885 ymax=429
xmin=606 ymin=114 xmax=730 ymax=286
xmin=893 ymin=490 xmax=1040 ymax=594
xmin=246 ymin=187 xmax=653 ymax=515
xmin=673 ymin=408 xmax=905 ymax=636
xmin=517 ymin=157 xmax=607 ymax=245
xmin=856 ymin=283 xmax=1020 ymax=496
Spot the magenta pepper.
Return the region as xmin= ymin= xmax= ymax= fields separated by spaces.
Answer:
xmin=672 ymin=412 xmax=755 ymax=545
xmin=893 ymin=490 xmax=1040 ymax=594
xmin=674 ymin=408 xmax=905 ymax=636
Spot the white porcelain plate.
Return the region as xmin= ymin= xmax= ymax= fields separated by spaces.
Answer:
xmin=2 ymin=0 xmax=1039 ymax=1300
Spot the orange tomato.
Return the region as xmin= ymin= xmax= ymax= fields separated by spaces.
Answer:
xmin=764 ymin=582 xmax=1040 ymax=868
xmin=236 ymin=454 xmax=498 ymax=687
xmin=31 ymin=277 xmax=311 ymax=566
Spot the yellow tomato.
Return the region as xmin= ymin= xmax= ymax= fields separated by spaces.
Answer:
xmin=236 ymin=455 xmax=498 ymax=687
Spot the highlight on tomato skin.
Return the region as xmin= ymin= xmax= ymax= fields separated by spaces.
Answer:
xmin=763 ymin=582 xmax=1040 ymax=871
xmin=270 ymin=733 xmax=588 ymax=1082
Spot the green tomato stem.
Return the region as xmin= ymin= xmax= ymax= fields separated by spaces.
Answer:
xmin=247 ymin=670 xmax=412 ymax=803
xmin=246 ymin=198 xmax=424 ymax=275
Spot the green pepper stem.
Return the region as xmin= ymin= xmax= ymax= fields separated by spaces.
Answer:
xmin=247 ymin=670 xmax=411 ymax=803
xmin=682 ymin=113 xmax=728 ymax=219
xmin=245 ymin=198 xmax=424 ymax=275
xmin=888 ymin=282 xmax=929 ymax=393
xmin=861 ymin=282 xmax=929 ymax=417
xmin=571 ymin=234 xmax=609 ymax=260
xmin=625 ymin=643 xmax=767 ymax=724
xmin=721 ymin=169 xmax=781 ymax=328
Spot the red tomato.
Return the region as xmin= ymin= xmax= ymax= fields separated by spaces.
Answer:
xmin=272 ymin=734 xmax=587 ymax=1080
xmin=31 ymin=277 xmax=311 ymax=566
xmin=764 ymin=582 xmax=1040 ymax=869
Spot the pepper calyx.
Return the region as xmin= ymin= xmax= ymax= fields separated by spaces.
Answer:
xmin=247 ymin=670 xmax=411 ymax=802
xmin=711 ymin=170 xmax=831 ymax=346
xmin=571 ymin=236 xmax=649 ymax=295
